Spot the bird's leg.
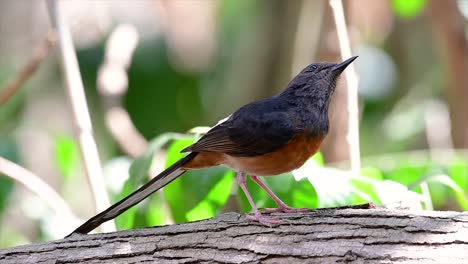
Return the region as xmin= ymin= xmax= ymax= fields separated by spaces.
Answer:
xmin=236 ymin=172 xmax=282 ymax=226
xmin=250 ymin=175 xmax=309 ymax=213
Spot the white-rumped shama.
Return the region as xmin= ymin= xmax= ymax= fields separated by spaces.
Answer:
xmin=68 ymin=56 xmax=357 ymax=236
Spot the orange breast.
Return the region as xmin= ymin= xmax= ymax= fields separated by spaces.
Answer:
xmin=183 ymin=134 xmax=324 ymax=176
xmin=222 ymin=134 xmax=323 ymax=176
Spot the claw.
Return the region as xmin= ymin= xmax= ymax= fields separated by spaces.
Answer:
xmin=245 ymin=212 xmax=282 ymax=226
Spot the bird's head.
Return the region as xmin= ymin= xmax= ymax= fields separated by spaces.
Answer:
xmin=283 ymin=56 xmax=358 ymax=109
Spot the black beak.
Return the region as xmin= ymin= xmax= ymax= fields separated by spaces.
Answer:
xmin=332 ymin=56 xmax=358 ymax=73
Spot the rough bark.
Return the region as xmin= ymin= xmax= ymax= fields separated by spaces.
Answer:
xmin=1 ymin=209 xmax=467 ymax=263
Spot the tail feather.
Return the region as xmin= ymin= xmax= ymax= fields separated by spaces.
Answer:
xmin=67 ymin=152 xmax=198 ymax=237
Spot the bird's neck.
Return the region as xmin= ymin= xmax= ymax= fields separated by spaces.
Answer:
xmin=278 ymin=95 xmax=331 ymax=138
xmin=280 ymin=80 xmax=336 ymax=112
xmin=280 ymin=87 xmax=333 ymax=115
xmin=275 ymin=81 xmax=338 ymax=137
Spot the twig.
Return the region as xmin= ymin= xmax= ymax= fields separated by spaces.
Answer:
xmin=97 ymin=24 xmax=147 ymax=158
xmin=420 ymin=181 xmax=434 ymax=210
xmin=0 ymin=157 xmax=74 ymax=218
xmin=329 ymin=0 xmax=361 ymax=174
xmin=0 ymin=31 xmax=56 ymax=106
xmin=46 ymin=0 xmax=115 ymax=232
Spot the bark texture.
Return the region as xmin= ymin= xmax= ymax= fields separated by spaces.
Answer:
xmin=1 ymin=209 xmax=467 ymax=263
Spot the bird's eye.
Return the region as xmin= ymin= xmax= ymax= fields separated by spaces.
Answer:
xmin=305 ymin=65 xmax=318 ymax=73
xmin=304 ymin=64 xmax=318 ymax=73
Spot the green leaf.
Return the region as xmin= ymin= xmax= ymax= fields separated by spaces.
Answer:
xmin=449 ymin=158 xmax=468 ymax=191
xmin=132 ymin=191 xmax=166 ymax=228
xmin=54 ymin=135 xmax=79 ymax=179
xmin=428 ymin=174 xmax=468 ymax=210
xmin=424 ymin=176 xmax=449 ymax=209
xmin=164 ymin=137 xmax=194 ymax=165
xmin=114 ymin=180 xmax=137 ymax=230
xmin=114 ymin=133 xmax=177 ymax=230
xmin=290 ymin=178 xmax=318 ymax=208
xmin=310 ymin=152 xmax=324 ymax=167
xmin=385 ymin=161 xmax=428 ymax=188
xmin=391 ymin=0 xmax=427 ymax=19
xmin=128 ymin=133 xmax=177 ymax=185
xmin=186 ymin=170 xmax=234 ymax=221
xmin=348 ymin=167 xmax=384 ymax=205
xmin=164 ymin=137 xmax=234 ymax=223
xmin=171 ymin=167 xmax=233 ymax=222
xmin=146 ymin=191 xmax=167 ymax=226
xmin=360 ymin=166 xmax=384 ymax=181
xmin=267 ymin=174 xmax=318 ymax=208
xmin=237 ymin=173 xmax=318 ymax=212
xmin=350 ymin=177 xmax=381 ymax=205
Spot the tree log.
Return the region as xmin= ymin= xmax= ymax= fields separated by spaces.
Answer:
xmin=1 ymin=208 xmax=467 ymax=263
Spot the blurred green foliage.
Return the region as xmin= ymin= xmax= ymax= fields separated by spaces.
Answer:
xmin=114 ymin=133 xmax=176 ymax=229
xmin=0 ymin=138 xmax=19 ymax=248
xmin=391 ymin=0 xmax=427 ymax=19
xmin=125 ymin=41 xmax=205 ymax=138
xmin=53 ymin=134 xmax=79 ymax=179
xmin=102 ymin=134 xmax=468 ymax=232
xmin=164 ymin=137 xmax=234 ymax=222
xmin=1 ymin=0 xmax=467 ymax=248
xmin=1 ymin=131 xmax=467 ymax=242
xmin=0 ymin=138 xmax=17 ymax=216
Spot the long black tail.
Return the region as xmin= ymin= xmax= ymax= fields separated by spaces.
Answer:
xmin=66 ymin=152 xmax=198 ymax=237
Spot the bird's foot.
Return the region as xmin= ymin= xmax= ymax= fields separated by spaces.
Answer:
xmin=245 ymin=212 xmax=282 ymax=226
xmin=262 ymin=205 xmax=310 ymax=214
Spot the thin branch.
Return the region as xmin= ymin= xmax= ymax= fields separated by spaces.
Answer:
xmin=0 ymin=31 xmax=56 ymax=106
xmin=97 ymin=24 xmax=147 ymax=158
xmin=46 ymin=0 xmax=115 ymax=232
xmin=0 ymin=157 xmax=74 ymax=218
xmin=329 ymin=0 xmax=361 ymax=174
xmin=420 ymin=181 xmax=434 ymax=210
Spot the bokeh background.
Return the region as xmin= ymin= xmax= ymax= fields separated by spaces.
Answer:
xmin=1 ymin=0 xmax=467 ymax=247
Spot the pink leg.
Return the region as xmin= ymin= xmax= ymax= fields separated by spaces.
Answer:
xmin=236 ymin=172 xmax=282 ymax=226
xmin=250 ymin=175 xmax=309 ymax=213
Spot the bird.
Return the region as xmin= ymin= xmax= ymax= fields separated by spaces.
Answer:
xmin=67 ymin=56 xmax=357 ymax=237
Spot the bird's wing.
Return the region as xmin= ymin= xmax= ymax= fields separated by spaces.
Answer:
xmin=182 ymin=108 xmax=295 ymax=157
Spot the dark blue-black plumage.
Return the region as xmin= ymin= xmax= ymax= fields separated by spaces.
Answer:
xmin=67 ymin=56 xmax=357 ymax=236
xmin=184 ymin=56 xmax=357 ymax=157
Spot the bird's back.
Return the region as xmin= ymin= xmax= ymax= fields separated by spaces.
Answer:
xmin=182 ymin=95 xmax=327 ymax=175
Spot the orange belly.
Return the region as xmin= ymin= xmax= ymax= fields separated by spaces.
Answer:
xmin=183 ymin=134 xmax=323 ymax=176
